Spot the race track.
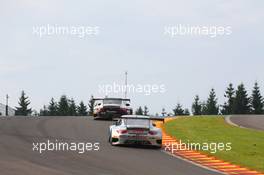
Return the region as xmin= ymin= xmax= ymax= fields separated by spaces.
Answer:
xmin=229 ymin=115 xmax=264 ymax=131
xmin=0 ymin=116 xmax=222 ymax=175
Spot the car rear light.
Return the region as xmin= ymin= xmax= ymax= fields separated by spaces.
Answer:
xmin=99 ymin=108 xmax=105 ymax=112
xmin=120 ymin=108 xmax=127 ymax=112
xmin=149 ymin=131 xmax=158 ymax=135
xmin=117 ymin=130 xmax=128 ymax=134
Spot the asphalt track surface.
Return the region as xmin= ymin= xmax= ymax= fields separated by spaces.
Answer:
xmin=229 ymin=115 xmax=264 ymax=131
xmin=0 ymin=116 xmax=222 ymax=175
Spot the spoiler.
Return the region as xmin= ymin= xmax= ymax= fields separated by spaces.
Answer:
xmin=150 ymin=118 xmax=165 ymax=123
xmin=92 ymin=98 xmax=131 ymax=101
xmin=122 ymin=117 xmax=165 ymax=123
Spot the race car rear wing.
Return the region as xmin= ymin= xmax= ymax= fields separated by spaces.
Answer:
xmin=92 ymin=98 xmax=131 ymax=101
xmin=121 ymin=116 xmax=165 ymax=123
xmin=150 ymin=117 xmax=165 ymax=123
xmin=121 ymin=117 xmax=165 ymax=129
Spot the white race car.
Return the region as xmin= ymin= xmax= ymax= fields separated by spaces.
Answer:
xmin=93 ymin=98 xmax=133 ymax=120
xmin=108 ymin=115 xmax=163 ymax=148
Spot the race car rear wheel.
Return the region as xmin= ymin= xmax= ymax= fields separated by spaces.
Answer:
xmin=108 ymin=132 xmax=113 ymax=145
xmin=157 ymin=139 xmax=162 ymax=149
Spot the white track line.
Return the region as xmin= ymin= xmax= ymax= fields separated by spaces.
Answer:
xmin=225 ymin=115 xmax=246 ymax=129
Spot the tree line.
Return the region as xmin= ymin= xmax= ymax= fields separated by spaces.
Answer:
xmin=135 ymin=82 xmax=263 ymax=116
xmin=191 ymin=82 xmax=263 ymax=115
xmin=39 ymin=96 xmax=89 ymax=116
xmin=135 ymin=105 xmax=190 ymax=116
xmin=14 ymin=91 xmax=94 ymax=116
xmin=13 ymin=82 xmax=264 ymax=116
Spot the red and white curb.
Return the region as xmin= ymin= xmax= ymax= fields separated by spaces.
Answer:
xmin=156 ymin=119 xmax=264 ymax=175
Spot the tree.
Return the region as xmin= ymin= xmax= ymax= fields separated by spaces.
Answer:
xmin=201 ymin=102 xmax=207 ymax=115
xmin=143 ymin=106 xmax=149 ymax=116
xmin=69 ymin=98 xmax=77 ymax=116
xmin=221 ymin=83 xmax=235 ymax=115
xmin=251 ymin=82 xmax=264 ymax=114
xmin=57 ymin=95 xmax=69 ymax=116
xmin=15 ymin=90 xmax=32 ymax=116
xmin=88 ymin=95 xmax=94 ymax=116
xmin=77 ymin=101 xmax=88 ymax=116
xmin=173 ymin=103 xmax=184 ymax=116
xmin=40 ymin=105 xmax=49 ymax=116
xmin=192 ymin=95 xmax=202 ymax=115
xmin=135 ymin=106 xmax=143 ymax=115
xmin=183 ymin=108 xmax=190 ymax=116
xmin=48 ymin=98 xmax=58 ymax=116
xmin=205 ymin=89 xmax=219 ymax=115
xmin=233 ymin=84 xmax=251 ymax=114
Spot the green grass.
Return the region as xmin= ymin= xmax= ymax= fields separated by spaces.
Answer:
xmin=164 ymin=116 xmax=264 ymax=172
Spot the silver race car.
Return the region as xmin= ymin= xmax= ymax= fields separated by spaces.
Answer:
xmin=108 ymin=115 xmax=163 ymax=148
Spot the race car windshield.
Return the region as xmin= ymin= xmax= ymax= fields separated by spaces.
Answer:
xmin=124 ymin=119 xmax=150 ymax=127
xmin=103 ymin=99 xmax=122 ymax=105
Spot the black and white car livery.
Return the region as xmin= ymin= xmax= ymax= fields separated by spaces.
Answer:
xmin=108 ymin=115 xmax=163 ymax=148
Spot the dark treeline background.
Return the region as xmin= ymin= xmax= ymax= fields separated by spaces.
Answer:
xmin=39 ymin=95 xmax=88 ymax=116
xmin=190 ymin=82 xmax=263 ymax=116
xmin=135 ymin=82 xmax=264 ymax=116
xmin=14 ymin=82 xmax=264 ymax=116
xmin=14 ymin=93 xmax=94 ymax=116
xmin=40 ymin=95 xmax=95 ymax=116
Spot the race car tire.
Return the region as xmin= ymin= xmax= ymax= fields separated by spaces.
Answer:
xmin=108 ymin=131 xmax=113 ymax=145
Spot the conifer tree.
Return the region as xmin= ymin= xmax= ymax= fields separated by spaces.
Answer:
xmin=183 ymin=108 xmax=190 ymax=116
xmin=48 ymin=98 xmax=58 ymax=116
xmin=173 ymin=103 xmax=184 ymax=116
xmin=205 ymin=89 xmax=219 ymax=115
xmin=221 ymin=83 xmax=235 ymax=115
xmin=40 ymin=105 xmax=49 ymax=116
xmin=192 ymin=95 xmax=202 ymax=115
xmin=15 ymin=90 xmax=32 ymax=116
xmin=77 ymin=101 xmax=88 ymax=116
xmin=135 ymin=106 xmax=143 ymax=115
xmin=69 ymin=98 xmax=77 ymax=116
xmin=57 ymin=95 xmax=69 ymax=116
xmin=233 ymin=84 xmax=251 ymax=114
xmin=251 ymin=82 xmax=264 ymax=114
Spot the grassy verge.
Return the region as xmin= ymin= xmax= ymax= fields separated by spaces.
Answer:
xmin=164 ymin=116 xmax=264 ymax=172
